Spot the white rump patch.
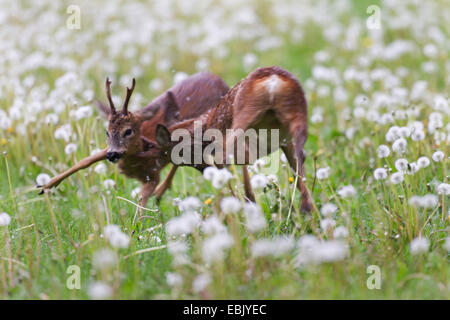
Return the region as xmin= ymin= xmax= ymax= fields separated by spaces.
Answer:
xmin=264 ymin=75 xmax=281 ymax=103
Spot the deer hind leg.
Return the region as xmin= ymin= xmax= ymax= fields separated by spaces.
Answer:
xmin=153 ymin=165 xmax=178 ymax=202
xmin=242 ymin=166 xmax=255 ymax=202
xmin=281 ymin=138 xmax=311 ymax=213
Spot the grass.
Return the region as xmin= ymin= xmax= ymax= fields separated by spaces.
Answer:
xmin=0 ymin=0 xmax=448 ymax=299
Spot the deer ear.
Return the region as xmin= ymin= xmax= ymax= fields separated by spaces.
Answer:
xmin=94 ymin=99 xmax=110 ymax=117
xmin=163 ymin=91 xmax=180 ymax=125
xmin=155 ymin=124 xmax=171 ymax=146
xmin=135 ymin=103 xmax=161 ymax=121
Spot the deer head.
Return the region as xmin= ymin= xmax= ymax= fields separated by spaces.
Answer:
xmin=104 ymin=78 xmax=165 ymax=162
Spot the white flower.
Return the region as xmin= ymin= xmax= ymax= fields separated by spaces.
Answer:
xmin=432 ymin=150 xmax=444 ymax=162
xmin=313 ymin=240 xmax=349 ymax=263
xmin=167 ymin=240 xmax=190 ymax=266
xmin=103 ymin=179 xmax=115 ymax=189
xmin=92 ymin=248 xmax=117 ymax=270
xmin=36 ymin=173 xmax=51 ymax=186
xmin=88 ymin=281 xmax=113 ymax=300
xmin=320 ymin=218 xmax=336 ymax=230
xmin=316 ymin=167 xmax=330 ymax=180
xmin=251 ymin=237 xmax=295 ymax=258
xmin=94 ymin=163 xmax=107 ymax=174
xmin=243 ymin=203 xmax=267 ymax=233
xmin=392 ymin=138 xmax=407 ymax=154
xmin=390 ymin=172 xmax=404 ymax=184
xmin=333 ymin=226 xmax=349 ymax=239
xmin=411 ymin=130 xmax=425 ymax=141
xmin=203 ymin=167 xmax=218 ymax=181
xmin=410 ymin=237 xmax=430 ymax=255
xmin=417 ymin=156 xmax=430 ymax=168
xmin=192 ymin=273 xmax=211 ymax=293
xmin=166 ymin=211 xmax=201 ymax=236
xmin=373 ymin=168 xmax=388 ymax=180
xmin=178 ymin=196 xmax=201 ymax=213
xmin=104 ymin=224 xmax=130 ymax=249
xmin=211 ymin=168 xmax=233 ymax=189
xmin=220 ymin=197 xmax=241 ymax=214
xmin=436 ymin=183 xmax=450 ymax=195
xmin=75 ymin=105 xmax=93 ymax=120
xmin=0 ymin=212 xmax=11 ymax=226
xmin=394 ymin=158 xmax=409 ymax=173
xmin=267 ymin=174 xmax=278 ymax=183
xmin=201 ymin=216 xmax=227 ymax=235
xmin=250 ymin=174 xmax=268 ymax=189
xmin=377 ymin=145 xmax=390 ymax=158
xmin=64 ymin=143 xmax=77 ymax=155
xmin=337 ymin=185 xmax=357 ymax=198
xmin=320 ymin=203 xmax=337 ymax=217
xmin=131 ymin=187 xmax=141 ymax=199
xmin=166 ymin=272 xmax=183 ymax=288
xmin=202 ymin=232 xmax=234 ymax=264
xmin=295 ymin=239 xmax=348 ymax=266
xmin=54 ymin=124 xmax=72 ymax=142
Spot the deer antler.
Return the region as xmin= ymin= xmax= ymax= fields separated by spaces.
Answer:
xmin=105 ymin=77 xmax=116 ymax=115
xmin=122 ymin=78 xmax=136 ymax=114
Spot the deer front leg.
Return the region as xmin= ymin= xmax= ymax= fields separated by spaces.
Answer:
xmin=153 ymin=165 xmax=178 ymax=202
xmin=140 ymin=181 xmax=158 ymax=211
xmin=39 ymin=149 xmax=108 ymax=194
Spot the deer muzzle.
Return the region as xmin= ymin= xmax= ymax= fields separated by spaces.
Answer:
xmin=106 ymin=150 xmax=124 ymax=163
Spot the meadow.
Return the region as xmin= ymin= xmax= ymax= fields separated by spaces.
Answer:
xmin=0 ymin=0 xmax=448 ymax=299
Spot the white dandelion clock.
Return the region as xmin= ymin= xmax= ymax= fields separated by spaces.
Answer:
xmin=432 ymin=150 xmax=444 ymax=162
xmin=250 ymin=174 xmax=268 ymax=189
xmin=251 ymin=237 xmax=295 ymax=258
xmin=203 ymin=166 xmax=218 ymax=181
xmin=166 ymin=272 xmax=183 ymax=288
xmin=436 ymin=183 xmax=450 ymax=195
xmin=220 ymin=197 xmax=241 ymax=214
xmin=410 ymin=237 xmax=429 ymax=255
xmin=337 ymin=185 xmax=357 ymax=198
xmin=0 ymin=213 xmax=11 ymax=226
xmin=192 ymin=273 xmax=211 ymax=293
xmin=316 ymin=167 xmax=330 ymax=180
xmin=88 ymin=281 xmax=113 ymax=300
xmin=377 ymin=145 xmax=390 ymax=158
xmin=333 ymin=226 xmax=349 ymax=239
xmin=36 ymin=173 xmax=51 ymax=186
xmin=390 ymin=172 xmax=404 ymax=184
xmin=243 ymin=202 xmax=267 ymax=233
xmin=417 ymin=156 xmax=430 ymax=168
xmin=320 ymin=203 xmax=338 ymax=217
xmin=201 ymin=216 xmax=227 ymax=235
xmin=103 ymin=179 xmax=115 ymax=189
xmin=202 ymin=232 xmax=234 ymax=264
xmin=178 ymin=197 xmax=201 ymax=213
xmin=392 ymin=138 xmax=407 ymax=154
xmin=64 ymin=143 xmax=77 ymax=155
xmin=92 ymin=248 xmax=118 ymax=270
xmin=94 ymin=163 xmax=107 ymax=174
xmin=373 ymin=168 xmax=388 ymax=180
xmin=394 ymin=158 xmax=409 ymax=173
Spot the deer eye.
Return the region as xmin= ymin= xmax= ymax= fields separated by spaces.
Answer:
xmin=105 ymin=130 xmax=109 ymax=137
xmin=123 ymin=129 xmax=133 ymax=137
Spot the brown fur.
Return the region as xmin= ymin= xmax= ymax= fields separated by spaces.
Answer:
xmin=152 ymin=66 xmax=311 ymax=212
xmin=41 ymin=73 xmax=229 ymax=207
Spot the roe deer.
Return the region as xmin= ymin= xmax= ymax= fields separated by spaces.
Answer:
xmin=145 ymin=66 xmax=312 ymax=212
xmin=39 ymin=72 xmax=229 ymax=207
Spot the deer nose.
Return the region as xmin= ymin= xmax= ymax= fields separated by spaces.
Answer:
xmin=106 ymin=151 xmax=124 ymax=163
